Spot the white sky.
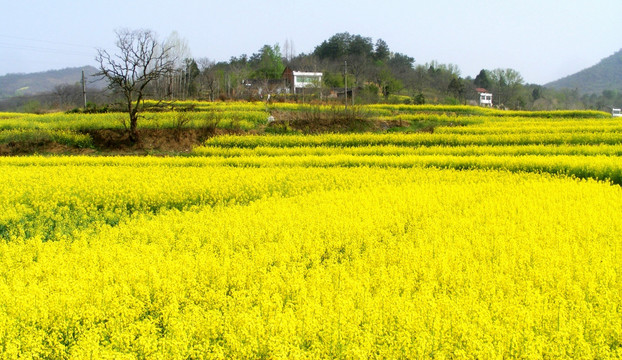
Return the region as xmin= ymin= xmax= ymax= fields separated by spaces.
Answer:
xmin=1 ymin=0 xmax=620 ymax=84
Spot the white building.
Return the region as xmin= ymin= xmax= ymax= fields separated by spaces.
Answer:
xmin=476 ymin=88 xmax=493 ymax=107
xmin=282 ymin=67 xmax=323 ymax=94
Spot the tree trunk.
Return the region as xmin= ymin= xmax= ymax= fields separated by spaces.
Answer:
xmin=129 ymin=113 xmax=139 ymax=143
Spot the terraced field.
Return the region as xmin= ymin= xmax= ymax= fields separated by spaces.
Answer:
xmin=0 ymin=104 xmax=621 ymax=358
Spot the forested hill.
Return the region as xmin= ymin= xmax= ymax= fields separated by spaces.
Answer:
xmin=545 ymin=49 xmax=622 ymax=94
xmin=0 ymin=66 xmax=105 ymax=99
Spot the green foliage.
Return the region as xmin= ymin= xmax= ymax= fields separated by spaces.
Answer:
xmin=532 ymin=87 xmax=542 ymax=101
xmin=184 ymin=58 xmax=201 ymax=96
xmin=360 ymin=84 xmax=380 ymax=103
xmin=21 ymin=100 xmax=41 ymax=114
xmin=488 ymin=68 xmax=525 ymax=107
xmin=448 ymin=76 xmax=465 ymax=100
xmin=387 ymin=53 xmax=415 ymax=77
xmin=314 ymin=32 xmax=374 ymax=61
xmin=67 ymin=102 xmax=110 ymax=114
xmin=413 ymin=92 xmax=426 ymax=105
xmin=323 ymin=72 xmax=344 ymax=88
xmin=443 ymin=96 xmax=461 ymax=105
xmin=474 ymin=69 xmax=491 ymax=89
xmin=265 ymin=121 xmax=294 ymax=134
xmin=373 ymin=39 xmax=390 ymax=62
xmin=602 ymin=89 xmax=616 ymax=100
xmin=250 ymin=44 xmax=285 ymax=79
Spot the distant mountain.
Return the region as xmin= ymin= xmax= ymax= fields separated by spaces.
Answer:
xmin=546 ymin=49 xmax=622 ymax=94
xmin=0 ymin=66 xmax=105 ymax=99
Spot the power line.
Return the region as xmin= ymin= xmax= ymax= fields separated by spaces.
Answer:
xmin=0 ymin=34 xmax=95 ymax=49
xmin=0 ymin=42 xmax=94 ymax=57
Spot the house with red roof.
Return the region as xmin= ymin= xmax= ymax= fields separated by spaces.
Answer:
xmin=476 ymin=88 xmax=493 ymax=107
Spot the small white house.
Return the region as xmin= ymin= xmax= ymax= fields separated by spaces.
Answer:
xmin=293 ymin=72 xmax=322 ymax=91
xmin=613 ymin=108 xmax=622 ymax=117
xmin=282 ymin=67 xmax=322 ymax=94
xmin=476 ymin=88 xmax=493 ymax=107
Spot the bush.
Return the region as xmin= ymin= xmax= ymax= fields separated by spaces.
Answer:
xmin=67 ymin=102 xmax=109 ymax=114
xmin=269 ymin=105 xmax=372 ymax=133
xmin=413 ymin=93 xmax=425 ymax=105
xmin=21 ymin=100 xmax=42 ymax=114
xmin=443 ymin=96 xmax=461 ymax=105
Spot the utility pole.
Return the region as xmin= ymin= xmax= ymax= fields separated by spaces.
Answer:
xmin=81 ymin=70 xmax=87 ymax=109
xmin=344 ymin=60 xmax=347 ymax=111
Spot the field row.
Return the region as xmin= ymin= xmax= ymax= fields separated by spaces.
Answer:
xmin=195 ymin=127 xmax=622 ymax=184
xmin=2 ymin=152 xmax=622 ymax=185
xmin=135 ymin=101 xmax=609 ymax=117
xmin=193 ymin=143 xmax=622 ymax=157
xmin=0 ymin=111 xmax=270 ymax=131
xmin=435 ymin=123 xmax=622 ymax=134
xmin=203 ymin=132 xmax=622 ymax=148
xmin=0 ymin=103 xmax=612 ymax=132
xmin=0 ymin=129 xmax=92 ymax=147
xmin=139 ymin=101 xmax=609 ymax=118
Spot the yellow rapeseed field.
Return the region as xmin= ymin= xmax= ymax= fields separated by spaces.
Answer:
xmin=1 ymin=103 xmax=621 ymax=358
xmin=1 ymin=159 xmax=621 ymax=359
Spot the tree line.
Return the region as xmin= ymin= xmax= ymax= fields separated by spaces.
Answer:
xmin=2 ymin=30 xmax=621 ymax=113
xmin=130 ymin=31 xmax=622 ymax=112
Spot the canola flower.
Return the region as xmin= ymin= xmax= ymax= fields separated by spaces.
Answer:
xmin=204 ymin=132 xmax=622 ymax=148
xmin=141 ymin=99 xmax=610 ymax=119
xmin=434 ymin=123 xmax=622 ymax=135
xmin=141 ymin=100 xmax=268 ymax=112
xmin=196 ymin=110 xmax=622 ymax=185
xmin=193 ymin=143 xmax=622 ymax=158
xmin=0 ymin=111 xmax=269 ymax=131
xmin=0 ymin=129 xmax=92 ymax=148
xmin=1 ymin=104 xmax=622 ymax=358
xmin=0 ymin=165 xmax=621 ymax=358
xmin=1 ymin=102 xmax=610 ymax=132
xmin=363 ymin=103 xmax=610 ymax=118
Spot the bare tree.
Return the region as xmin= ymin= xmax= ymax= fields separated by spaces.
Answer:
xmin=53 ymin=84 xmax=82 ymax=109
xmin=283 ymin=38 xmax=296 ymax=63
xmin=95 ymin=29 xmax=175 ymax=143
xmin=162 ymin=31 xmax=191 ymax=99
xmin=196 ymin=58 xmax=219 ymax=101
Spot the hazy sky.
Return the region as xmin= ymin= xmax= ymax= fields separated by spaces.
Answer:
xmin=1 ymin=0 xmax=621 ymax=84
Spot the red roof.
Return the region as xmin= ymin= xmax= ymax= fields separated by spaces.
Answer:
xmin=475 ymin=88 xmax=489 ymax=93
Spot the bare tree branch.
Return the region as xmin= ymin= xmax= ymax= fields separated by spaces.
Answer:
xmin=95 ymin=29 xmax=175 ymax=143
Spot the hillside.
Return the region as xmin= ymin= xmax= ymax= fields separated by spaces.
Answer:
xmin=546 ymin=49 xmax=622 ymax=94
xmin=0 ymin=66 xmax=105 ymax=99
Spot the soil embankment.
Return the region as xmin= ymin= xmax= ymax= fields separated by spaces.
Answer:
xmin=0 ymin=128 xmax=217 ymax=156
